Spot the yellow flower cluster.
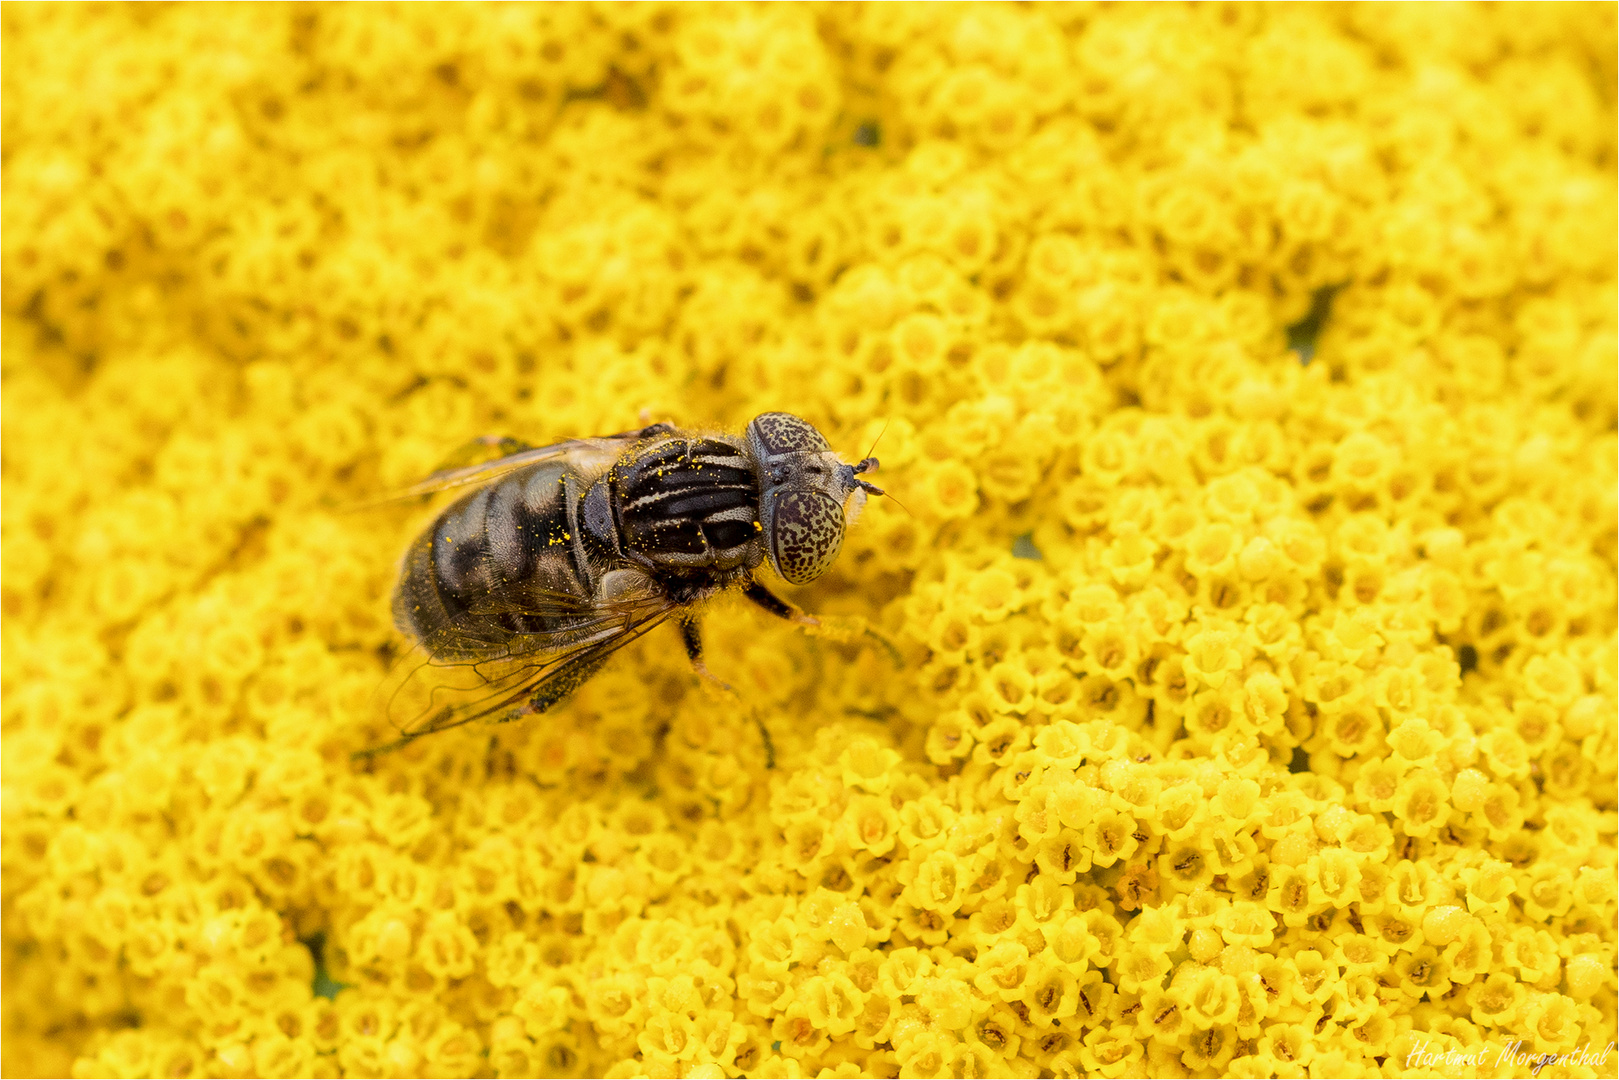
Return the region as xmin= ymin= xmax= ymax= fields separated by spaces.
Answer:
xmin=3 ymin=4 xmax=1615 ymax=1078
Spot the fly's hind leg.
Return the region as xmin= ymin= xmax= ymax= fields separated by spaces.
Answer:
xmin=679 ymin=616 xmax=775 ymax=769
xmin=503 ymin=645 xmax=618 ymax=722
xmin=679 ymin=616 xmax=733 ymax=694
xmin=743 ymin=580 xmax=901 ymax=666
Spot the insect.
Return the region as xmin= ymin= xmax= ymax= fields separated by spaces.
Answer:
xmin=369 ymin=412 xmax=884 ymax=754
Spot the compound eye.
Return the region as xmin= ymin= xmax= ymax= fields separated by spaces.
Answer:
xmin=767 ymin=489 xmax=846 ymax=585
xmin=748 ymin=412 xmax=831 ymax=459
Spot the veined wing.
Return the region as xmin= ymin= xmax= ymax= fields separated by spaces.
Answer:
xmin=405 ymin=578 xmax=668 ymax=662
xmin=381 ymin=422 xmax=675 ymax=503
xmin=364 ymin=587 xmax=676 ymax=756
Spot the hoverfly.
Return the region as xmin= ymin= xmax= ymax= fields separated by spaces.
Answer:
xmin=368 ymin=413 xmax=884 ymax=754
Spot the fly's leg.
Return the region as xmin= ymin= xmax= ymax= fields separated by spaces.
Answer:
xmin=679 ymin=616 xmax=733 ymax=693
xmin=503 ymin=646 xmax=618 ymax=721
xmin=755 ymin=712 xmax=776 ymax=771
xmin=742 ymin=580 xmax=819 ymax=628
xmin=680 ymin=616 xmax=775 ymax=769
xmin=356 ymin=646 xmax=613 ymax=760
xmin=744 ymin=579 xmax=901 ymax=666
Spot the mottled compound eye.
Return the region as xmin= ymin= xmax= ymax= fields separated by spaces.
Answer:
xmin=747 ymin=412 xmax=832 ymax=459
xmin=766 ymin=489 xmax=846 ymax=584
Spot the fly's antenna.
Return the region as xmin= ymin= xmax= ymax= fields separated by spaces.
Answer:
xmin=852 ymin=456 xmax=914 ymax=519
xmin=853 ymin=420 xmax=913 ymax=516
xmin=882 ymin=488 xmax=915 ymax=520
xmin=861 ymin=419 xmax=890 ymax=464
xmin=852 ymin=456 xmax=885 ymax=496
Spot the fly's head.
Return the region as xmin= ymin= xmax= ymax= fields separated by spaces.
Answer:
xmin=746 ymin=412 xmax=884 ymax=586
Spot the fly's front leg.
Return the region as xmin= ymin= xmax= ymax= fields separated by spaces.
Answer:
xmin=679 ymin=616 xmax=733 ymax=693
xmin=743 ymin=580 xmax=819 ymax=628
xmin=746 ymin=579 xmax=901 ymax=666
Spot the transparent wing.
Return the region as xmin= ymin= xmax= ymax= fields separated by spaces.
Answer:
xmin=405 ymin=580 xmax=669 ymax=662
xmin=355 ymin=421 xmax=683 ymax=754
xmin=364 ymin=589 xmax=676 ymax=756
xmin=372 ymin=422 xmax=675 ymax=505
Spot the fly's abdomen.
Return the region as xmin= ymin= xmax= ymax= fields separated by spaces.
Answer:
xmin=614 ymin=437 xmax=762 ymax=572
xmin=392 ymin=462 xmax=597 ymax=660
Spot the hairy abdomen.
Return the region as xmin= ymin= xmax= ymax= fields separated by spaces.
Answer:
xmin=392 ymin=462 xmax=600 ymax=661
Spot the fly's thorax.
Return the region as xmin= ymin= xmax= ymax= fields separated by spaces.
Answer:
xmin=610 ymin=434 xmax=764 ymax=574
xmin=746 ymin=412 xmax=867 ymax=586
